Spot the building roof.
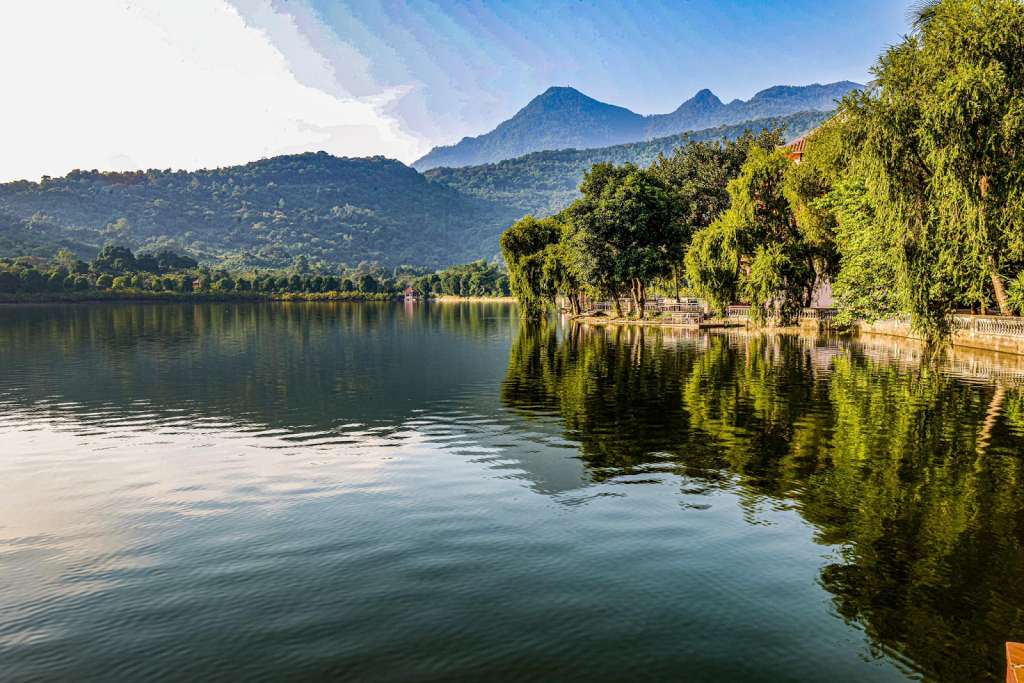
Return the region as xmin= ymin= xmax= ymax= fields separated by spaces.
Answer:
xmin=782 ymin=134 xmax=809 ymax=159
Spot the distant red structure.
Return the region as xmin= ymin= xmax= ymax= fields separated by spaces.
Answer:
xmin=782 ymin=134 xmax=808 ymax=163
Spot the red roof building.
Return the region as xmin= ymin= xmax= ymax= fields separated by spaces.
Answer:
xmin=782 ymin=134 xmax=808 ymax=163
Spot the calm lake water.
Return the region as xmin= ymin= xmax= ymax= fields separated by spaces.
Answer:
xmin=1 ymin=302 xmax=1023 ymax=681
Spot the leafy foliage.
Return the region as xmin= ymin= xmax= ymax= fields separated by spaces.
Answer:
xmin=846 ymin=0 xmax=1024 ymax=339
xmin=686 ymin=147 xmax=816 ymax=323
xmin=0 ymin=245 xmax=507 ymax=300
xmin=500 ymin=215 xmax=562 ymax=318
xmin=566 ymin=163 xmax=683 ymax=317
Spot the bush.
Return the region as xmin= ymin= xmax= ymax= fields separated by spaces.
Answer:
xmin=211 ymin=277 xmax=235 ymax=292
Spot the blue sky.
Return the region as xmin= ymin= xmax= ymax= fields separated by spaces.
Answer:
xmin=1 ymin=1 xmax=912 ymax=181
xmin=301 ymin=0 xmax=909 ymax=139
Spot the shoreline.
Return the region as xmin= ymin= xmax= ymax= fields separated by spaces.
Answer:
xmin=0 ymin=292 xmax=519 ymax=306
xmin=569 ymin=312 xmax=746 ymax=330
xmin=430 ymin=295 xmax=517 ymax=303
xmin=0 ymin=291 xmax=398 ymax=305
xmin=569 ymin=311 xmax=1024 ymax=358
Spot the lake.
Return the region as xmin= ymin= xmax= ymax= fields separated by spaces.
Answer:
xmin=1 ymin=301 xmax=1022 ymax=681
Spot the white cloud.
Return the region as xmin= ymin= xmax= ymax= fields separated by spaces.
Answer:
xmin=0 ymin=0 xmax=426 ymax=182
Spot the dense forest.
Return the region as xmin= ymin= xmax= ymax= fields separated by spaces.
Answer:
xmin=425 ymin=111 xmax=828 ymax=216
xmin=0 ymin=245 xmax=508 ymax=300
xmin=503 ymin=0 xmax=1024 ymax=341
xmin=0 ymin=153 xmax=520 ymax=270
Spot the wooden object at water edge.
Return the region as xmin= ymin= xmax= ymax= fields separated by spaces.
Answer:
xmin=1007 ymin=642 xmax=1024 ymax=682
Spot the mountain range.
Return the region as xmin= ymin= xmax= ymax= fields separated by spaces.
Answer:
xmin=412 ymin=81 xmax=860 ymax=170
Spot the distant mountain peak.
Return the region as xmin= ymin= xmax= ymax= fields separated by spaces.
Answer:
xmin=691 ymin=88 xmax=721 ymax=103
xmin=539 ymin=85 xmax=584 ymax=97
xmin=521 ymin=85 xmax=607 ymax=112
xmin=670 ymin=88 xmax=725 ymax=117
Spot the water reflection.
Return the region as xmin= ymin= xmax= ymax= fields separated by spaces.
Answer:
xmin=501 ymin=320 xmax=1024 ymax=681
xmin=2 ymin=303 xmax=1023 ymax=681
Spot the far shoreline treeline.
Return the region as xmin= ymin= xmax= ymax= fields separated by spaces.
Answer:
xmin=0 ymin=245 xmax=512 ymax=304
xmin=501 ymin=0 xmax=1024 ymax=344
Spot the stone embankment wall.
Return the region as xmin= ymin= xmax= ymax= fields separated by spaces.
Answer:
xmin=857 ymin=318 xmax=1024 ymax=356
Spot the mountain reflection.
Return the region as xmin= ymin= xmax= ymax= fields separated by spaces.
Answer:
xmin=501 ymin=320 xmax=1024 ymax=682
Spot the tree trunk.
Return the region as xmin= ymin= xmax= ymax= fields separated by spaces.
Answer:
xmin=613 ymin=295 xmax=623 ymax=318
xmin=630 ymin=279 xmax=646 ymax=319
xmin=979 ymin=175 xmax=1010 ymax=315
xmin=988 ymin=254 xmax=1011 ymax=315
xmin=673 ymin=266 xmax=681 ymax=304
xmin=805 ymin=262 xmax=817 ymax=308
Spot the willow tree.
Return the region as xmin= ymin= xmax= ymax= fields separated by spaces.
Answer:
xmin=541 ymin=230 xmax=585 ymax=315
xmin=854 ymin=0 xmax=1024 ymax=338
xmin=785 ymin=106 xmax=906 ymax=324
xmin=500 ymin=215 xmax=561 ymax=319
xmin=686 ymin=147 xmax=816 ymax=324
xmin=651 ymin=129 xmax=784 ymax=299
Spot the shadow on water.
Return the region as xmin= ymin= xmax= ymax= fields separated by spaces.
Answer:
xmin=501 ymin=319 xmax=1024 ymax=682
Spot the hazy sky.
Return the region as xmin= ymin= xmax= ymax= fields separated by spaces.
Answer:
xmin=0 ymin=0 xmax=911 ymax=182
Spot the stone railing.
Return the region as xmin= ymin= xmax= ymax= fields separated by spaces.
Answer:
xmin=800 ymin=308 xmax=838 ymax=322
xmin=952 ymin=314 xmax=1024 ymax=338
xmin=656 ymin=311 xmax=705 ymax=325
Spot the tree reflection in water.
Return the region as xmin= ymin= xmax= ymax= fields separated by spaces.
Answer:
xmin=501 ymin=321 xmax=1024 ymax=682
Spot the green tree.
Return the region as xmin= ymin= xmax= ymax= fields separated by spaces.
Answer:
xmin=358 ymin=274 xmax=378 ymax=293
xmin=651 ymin=129 xmax=784 ymax=300
xmin=92 ymin=245 xmax=138 ymax=274
xmin=851 ymin=0 xmax=1024 ymax=338
xmin=212 ymin=277 xmax=235 ymax=292
xmin=566 ymin=163 xmax=683 ymax=318
xmin=500 ymin=215 xmax=561 ymax=318
xmin=686 ymin=147 xmax=815 ymax=324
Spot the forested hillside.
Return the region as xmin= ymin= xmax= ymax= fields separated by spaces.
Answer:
xmin=0 ymin=153 xmax=520 ymax=269
xmin=424 ymin=111 xmax=828 ymax=216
